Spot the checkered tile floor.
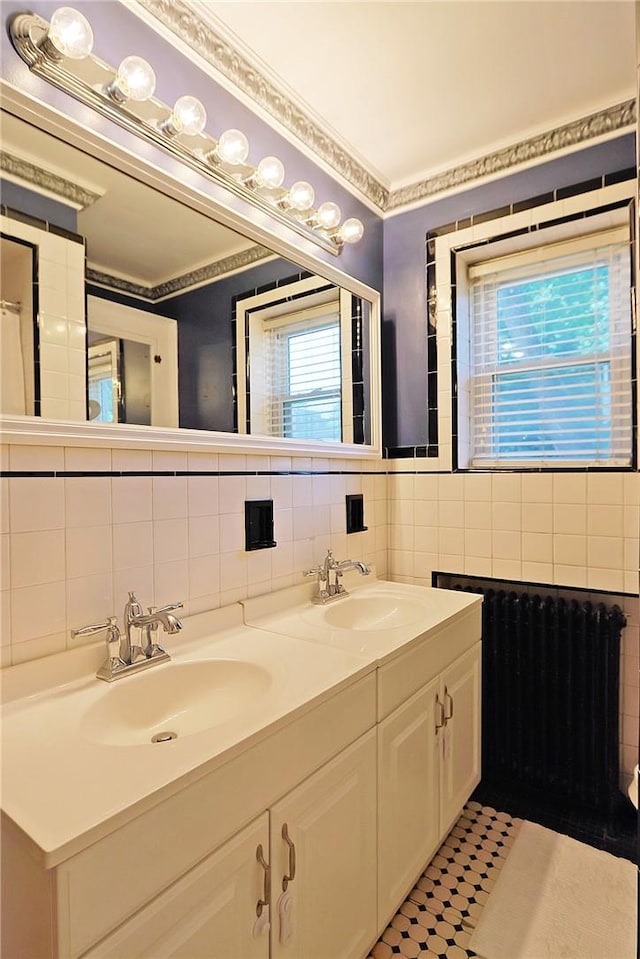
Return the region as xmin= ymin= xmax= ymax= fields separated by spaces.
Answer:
xmin=368 ymin=801 xmax=521 ymax=959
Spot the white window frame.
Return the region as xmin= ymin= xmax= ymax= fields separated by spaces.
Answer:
xmin=464 ymin=226 xmax=631 ymax=469
xmin=428 ymin=181 xmax=635 ymax=473
xmin=235 ymin=277 xmax=357 ymax=443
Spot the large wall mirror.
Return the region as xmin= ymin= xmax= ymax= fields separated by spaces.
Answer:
xmin=0 ymin=105 xmax=380 ymax=454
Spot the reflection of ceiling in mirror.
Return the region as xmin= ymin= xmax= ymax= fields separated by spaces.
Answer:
xmin=0 ymin=111 xmax=261 ymax=292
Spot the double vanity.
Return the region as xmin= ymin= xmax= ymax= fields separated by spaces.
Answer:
xmin=1 ymin=572 xmax=482 ymax=959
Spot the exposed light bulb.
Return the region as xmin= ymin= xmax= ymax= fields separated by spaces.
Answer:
xmin=287 ymin=181 xmax=315 ymax=212
xmin=47 ymin=7 xmax=94 ymax=59
xmin=109 ymin=56 xmax=156 ymax=103
xmin=170 ymin=95 xmax=207 ymax=136
xmin=256 ymin=156 xmax=285 ymax=189
xmin=216 ymin=129 xmax=249 ymax=165
xmin=339 ymin=217 xmax=365 ymax=245
xmin=316 ymin=201 xmax=341 ymax=230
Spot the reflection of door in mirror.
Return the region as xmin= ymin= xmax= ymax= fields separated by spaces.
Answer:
xmin=87 ymin=296 xmax=178 ymax=428
xmin=0 ymin=235 xmax=36 ymax=416
xmin=88 ymin=338 xmax=120 ymax=423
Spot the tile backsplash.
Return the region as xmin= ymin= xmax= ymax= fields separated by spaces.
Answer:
xmin=0 ymin=444 xmax=388 ymax=667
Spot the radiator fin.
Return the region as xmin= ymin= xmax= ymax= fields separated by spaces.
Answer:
xmin=454 ymin=585 xmax=625 ymax=814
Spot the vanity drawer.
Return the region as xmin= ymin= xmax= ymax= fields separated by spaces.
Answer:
xmin=56 ymin=672 xmax=376 ymax=959
xmin=377 ymin=606 xmax=481 ymax=720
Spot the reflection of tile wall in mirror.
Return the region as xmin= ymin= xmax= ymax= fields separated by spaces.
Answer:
xmin=0 ymin=109 xmax=374 ymax=446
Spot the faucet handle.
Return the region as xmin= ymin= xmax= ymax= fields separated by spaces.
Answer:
xmin=71 ymin=616 xmax=119 ymax=640
xmin=148 ymin=601 xmax=183 ymax=615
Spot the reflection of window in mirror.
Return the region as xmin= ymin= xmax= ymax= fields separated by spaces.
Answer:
xmin=0 ymin=235 xmax=36 ymax=416
xmin=235 ymin=275 xmax=369 ymax=444
xmin=266 ymin=303 xmax=342 ymax=442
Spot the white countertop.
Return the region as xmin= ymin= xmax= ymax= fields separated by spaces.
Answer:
xmin=242 ymin=576 xmax=483 ymax=662
xmin=0 ymin=577 xmax=482 ymax=868
xmin=0 ymin=603 xmax=372 ymax=866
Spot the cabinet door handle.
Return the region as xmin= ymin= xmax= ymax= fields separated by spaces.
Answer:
xmin=444 ymin=686 xmax=454 ymax=721
xmin=256 ymin=843 xmax=271 ymax=917
xmin=435 ymin=693 xmax=445 ymax=731
xmin=281 ymin=823 xmax=297 ymax=891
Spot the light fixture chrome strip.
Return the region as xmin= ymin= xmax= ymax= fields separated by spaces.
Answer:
xmin=0 ymin=149 xmax=101 ymax=209
xmin=8 ymin=10 xmax=364 ymax=256
xmin=86 ymin=243 xmax=274 ymax=301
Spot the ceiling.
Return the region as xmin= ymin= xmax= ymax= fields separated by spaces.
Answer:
xmin=188 ymin=0 xmax=636 ymax=191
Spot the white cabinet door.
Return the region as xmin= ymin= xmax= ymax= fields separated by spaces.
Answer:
xmin=377 ymin=679 xmax=440 ymax=927
xmin=439 ymin=642 xmax=482 ymax=837
xmin=83 ymin=814 xmax=270 ymax=959
xmin=270 ymin=730 xmax=377 ymax=959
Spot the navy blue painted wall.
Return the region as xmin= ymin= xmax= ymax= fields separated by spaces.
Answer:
xmin=162 ymin=258 xmax=304 ymax=432
xmin=1 ymin=178 xmax=77 ymax=232
xmin=382 ymin=134 xmax=636 ymax=448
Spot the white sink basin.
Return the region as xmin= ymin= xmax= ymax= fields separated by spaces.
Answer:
xmin=81 ymin=660 xmax=272 ymax=746
xmin=305 ymin=593 xmax=426 ymax=631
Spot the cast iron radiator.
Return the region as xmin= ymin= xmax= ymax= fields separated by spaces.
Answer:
xmin=452 ymin=584 xmax=626 ymax=814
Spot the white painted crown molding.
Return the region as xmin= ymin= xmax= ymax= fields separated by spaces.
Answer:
xmin=386 ymin=100 xmax=637 ymax=213
xmin=0 ymin=150 xmax=101 ymax=210
xmin=86 ymin=244 xmax=275 ymax=301
xmin=129 ymin=2 xmax=635 ymax=216
xmin=130 ymin=0 xmax=390 ymax=212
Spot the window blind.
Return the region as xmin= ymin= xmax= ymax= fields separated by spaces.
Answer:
xmin=468 ymin=230 xmax=632 ymax=467
xmin=264 ymin=314 xmax=342 ymax=442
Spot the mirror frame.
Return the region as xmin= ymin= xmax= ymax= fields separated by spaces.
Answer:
xmin=0 ymin=83 xmax=382 ymax=458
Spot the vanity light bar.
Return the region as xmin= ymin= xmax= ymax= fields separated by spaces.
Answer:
xmin=8 ymin=8 xmax=365 ymax=256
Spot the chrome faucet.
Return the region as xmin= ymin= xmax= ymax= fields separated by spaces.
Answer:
xmin=71 ymin=592 xmax=183 ymax=682
xmin=304 ymin=549 xmax=370 ymax=604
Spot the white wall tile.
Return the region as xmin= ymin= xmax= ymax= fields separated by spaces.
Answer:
xmin=188 ymin=515 xmax=220 ymax=557
xmin=219 ymin=475 xmax=247 ymax=515
xmin=67 ymin=572 xmax=113 ymax=629
xmin=587 ymin=536 xmax=623 ymax=570
xmin=113 ymin=567 xmax=154 ymax=616
xmin=66 ymin=526 xmax=112 ymax=579
xmin=188 ymin=554 xmax=220 ymax=599
xmin=522 ymin=503 xmax=552 ymax=533
xmin=154 ymin=560 xmax=189 ymax=607
xmin=554 ymin=534 xmax=587 ymax=566
xmin=112 ymin=449 xmax=152 ymax=472
xmin=492 ymin=530 xmax=521 ymax=560
xmin=491 ymin=502 xmax=520 ymax=532
xmin=9 ymin=478 xmax=64 ymax=532
xmin=187 ymin=476 xmax=219 ymax=517
xmin=587 ymin=473 xmax=624 ymax=505
xmin=12 ymin=581 xmax=66 ymax=643
xmin=153 ymin=518 xmax=188 ymax=564
xmin=491 ymin=474 xmax=521 ymax=503
xmin=112 ymin=477 xmax=152 ymax=524
xmin=588 ymin=505 xmax=624 ymax=537
xmin=113 ymin=522 xmax=153 ymax=570
xmin=553 ymin=474 xmax=587 ymax=504
xmin=153 ymin=476 xmax=187 ymax=520
xmin=522 ymin=532 xmax=553 ymax=564
xmin=521 ymin=473 xmax=553 ymax=503
xmin=65 ymin=447 xmax=111 ymax=472
xmin=220 ymin=513 xmax=244 ymax=554
xmin=66 ymin=477 xmax=111 ymax=528
xmin=11 ymin=530 xmax=65 ymax=587
xmin=9 ymin=445 xmax=64 ymax=472
xmin=553 ymin=504 xmax=586 ymax=535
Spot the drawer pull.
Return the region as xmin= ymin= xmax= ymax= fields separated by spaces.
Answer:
xmin=444 ymin=687 xmax=454 ymax=721
xmin=256 ymin=843 xmax=271 ymax=917
xmin=435 ymin=694 xmax=445 ymax=731
xmin=282 ymin=823 xmax=297 ymax=891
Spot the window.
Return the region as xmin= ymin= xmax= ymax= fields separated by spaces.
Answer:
xmin=265 ymin=312 xmax=342 ymax=442
xmin=465 ymin=227 xmax=632 ymax=468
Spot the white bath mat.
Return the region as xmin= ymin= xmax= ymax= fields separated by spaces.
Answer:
xmin=469 ymin=820 xmax=636 ymax=959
